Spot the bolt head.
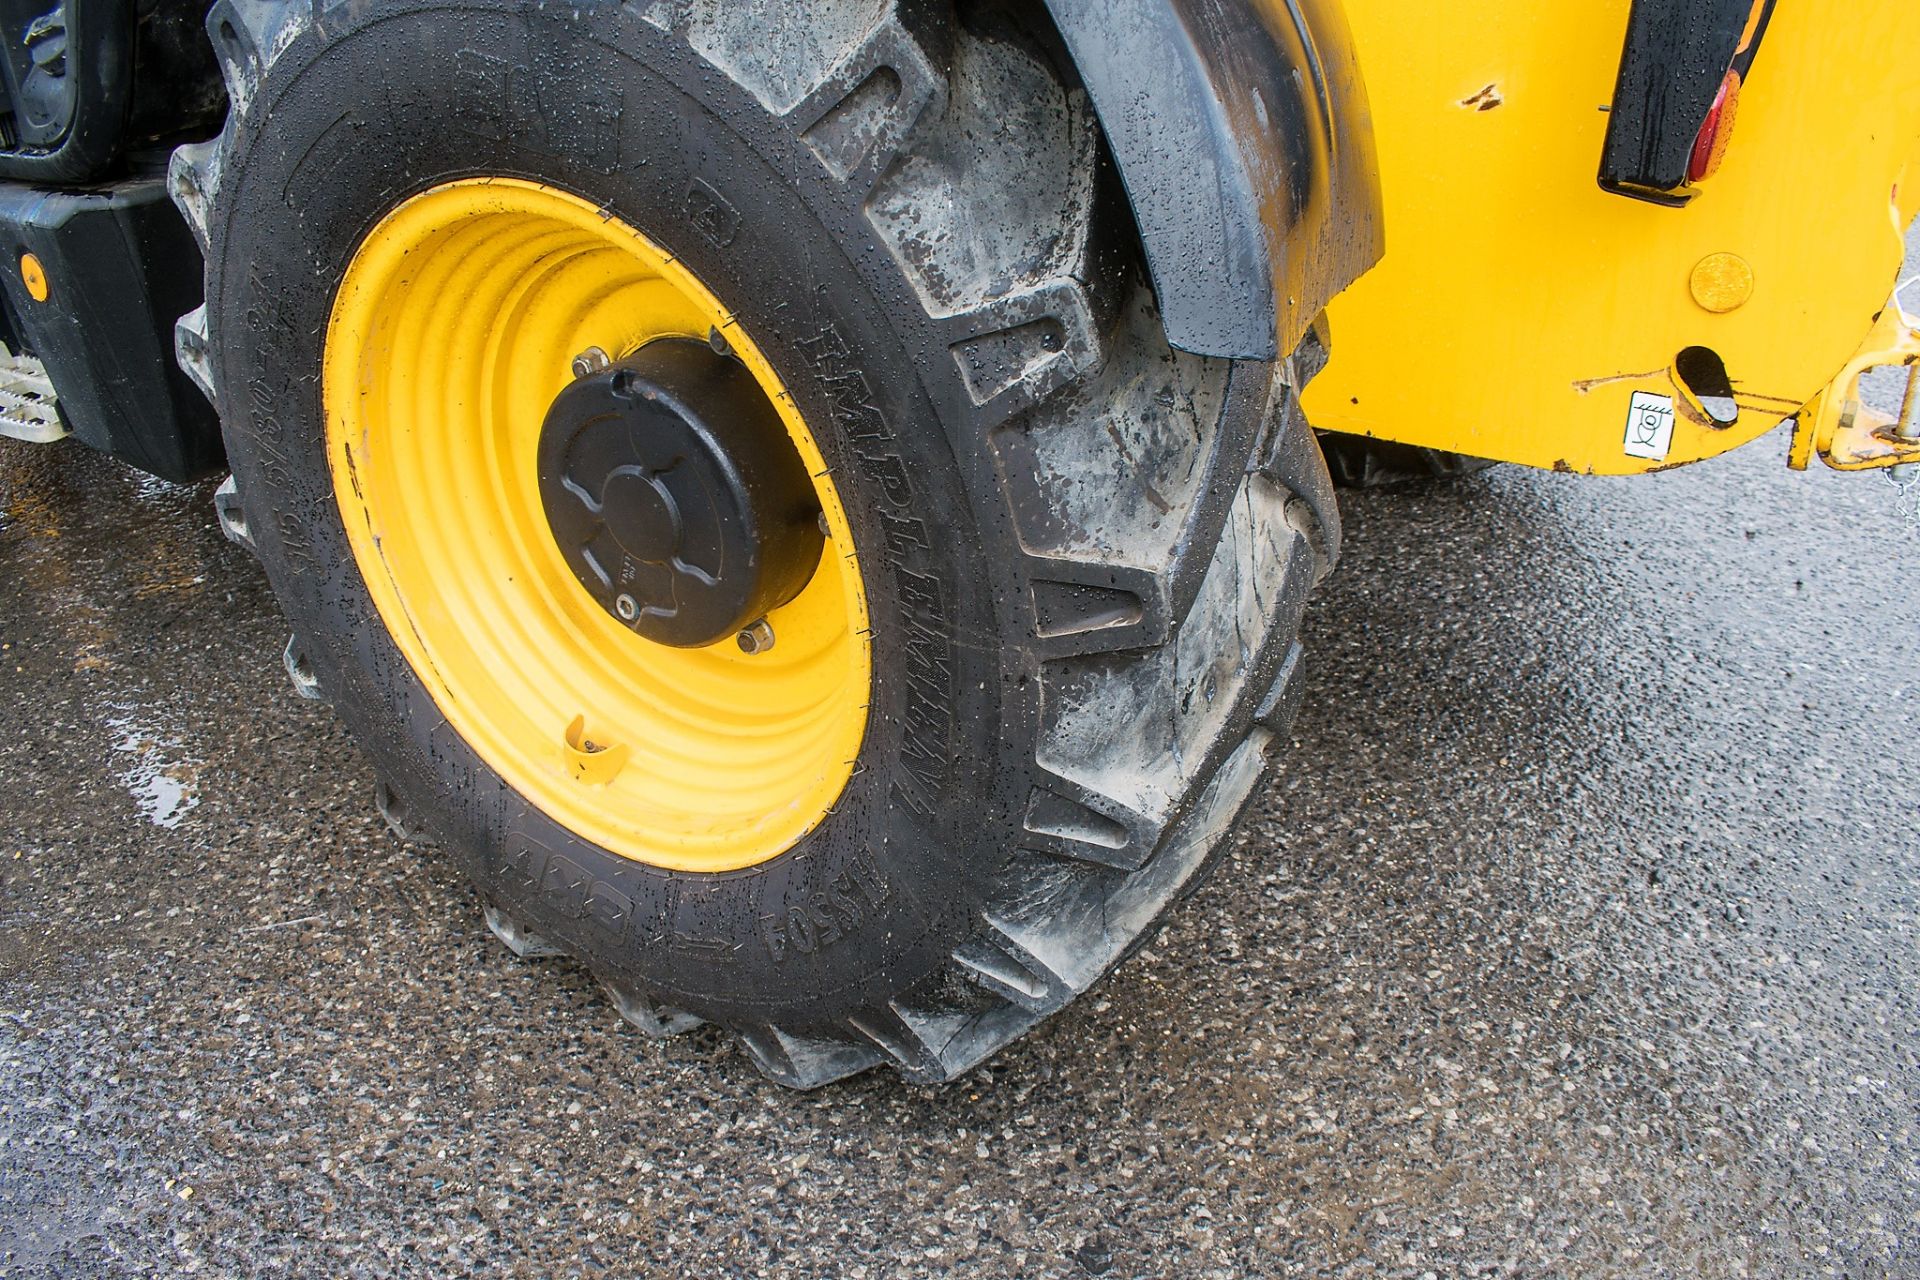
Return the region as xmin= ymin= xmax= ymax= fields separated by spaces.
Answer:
xmin=572 ymin=346 xmax=613 ymax=380
xmin=736 ymin=618 xmax=775 ymax=655
xmin=614 ymin=593 xmax=639 ymax=622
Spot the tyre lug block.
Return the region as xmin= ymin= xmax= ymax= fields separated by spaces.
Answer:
xmin=603 ymin=982 xmax=704 ymax=1038
xmin=281 ymin=636 xmax=323 ymax=701
xmin=482 ymin=902 xmax=565 ymax=959
xmin=213 ymin=475 xmax=254 ymax=551
xmin=373 ymin=778 xmax=428 ymax=844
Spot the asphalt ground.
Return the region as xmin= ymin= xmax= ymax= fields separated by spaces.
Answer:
xmin=3 ymin=396 xmax=1918 ymax=1275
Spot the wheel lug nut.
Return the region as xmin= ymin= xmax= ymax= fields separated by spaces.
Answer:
xmin=737 ymin=618 xmax=775 ymax=655
xmin=614 ymin=593 xmax=639 ymax=622
xmin=571 ymin=346 xmax=612 ymax=379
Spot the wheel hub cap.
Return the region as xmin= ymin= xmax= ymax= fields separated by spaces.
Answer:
xmin=538 ymin=339 xmax=823 ymax=647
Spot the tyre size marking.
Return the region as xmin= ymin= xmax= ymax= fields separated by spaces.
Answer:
xmin=239 ymin=270 xmax=320 ymax=572
xmin=758 ymin=858 xmax=892 ymax=963
xmin=1623 ymin=391 xmax=1675 ymax=461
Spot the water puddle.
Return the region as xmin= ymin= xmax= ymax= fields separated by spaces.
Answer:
xmin=104 ymin=708 xmax=201 ymax=829
xmin=130 ymin=469 xmax=195 ymax=509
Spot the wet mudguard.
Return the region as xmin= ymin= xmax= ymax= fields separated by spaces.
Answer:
xmin=1041 ymin=0 xmax=1383 ymax=359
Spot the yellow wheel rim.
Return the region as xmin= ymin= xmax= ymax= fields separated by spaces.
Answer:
xmin=324 ymin=178 xmax=871 ymax=873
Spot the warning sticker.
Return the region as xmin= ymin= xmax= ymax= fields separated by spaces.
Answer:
xmin=1623 ymin=391 xmax=1675 ymax=462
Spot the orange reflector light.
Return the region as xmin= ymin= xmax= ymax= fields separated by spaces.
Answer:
xmin=19 ymin=252 xmax=47 ymax=303
xmin=1688 ymin=70 xmax=1742 ymax=184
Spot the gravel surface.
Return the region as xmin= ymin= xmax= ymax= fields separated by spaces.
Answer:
xmin=2 ymin=404 xmax=1918 ymax=1276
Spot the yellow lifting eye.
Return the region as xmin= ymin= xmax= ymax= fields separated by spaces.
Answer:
xmin=19 ymin=252 xmax=48 ymax=303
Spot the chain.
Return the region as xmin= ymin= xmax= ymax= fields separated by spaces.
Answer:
xmin=1887 ymin=349 xmax=1920 ymax=531
xmin=1889 ymin=466 xmax=1920 ymax=532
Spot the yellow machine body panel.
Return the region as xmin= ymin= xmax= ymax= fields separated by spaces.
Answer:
xmin=1303 ymin=0 xmax=1920 ymax=474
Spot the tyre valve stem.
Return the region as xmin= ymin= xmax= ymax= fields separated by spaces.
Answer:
xmin=563 ymin=714 xmax=628 ymax=785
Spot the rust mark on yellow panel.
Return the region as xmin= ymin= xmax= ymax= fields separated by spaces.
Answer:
xmin=1570 ymin=368 xmax=1668 ymax=395
xmin=1822 ymin=406 xmax=1920 ymax=470
xmin=1670 ymin=392 xmax=1715 ymax=431
xmin=1732 ymin=390 xmax=1805 ymax=409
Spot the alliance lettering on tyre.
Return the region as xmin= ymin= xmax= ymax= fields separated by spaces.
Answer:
xmin=894 ymin=564 xmax=953 ymax=809
xmin=498 ymin=836 xmax=641 ymax=945
xmin=797 ymin=319 xmax=959 ymax=812
xmin=498 ymin=835 xmax=546 ymax=895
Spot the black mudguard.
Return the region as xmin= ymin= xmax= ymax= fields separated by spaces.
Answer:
xmin=1042 ymin=0 xmax=1382 ymax=360
xmin=0 ymin=176 xmax=222 ymax=480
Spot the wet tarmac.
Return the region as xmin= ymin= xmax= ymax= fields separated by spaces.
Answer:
xmin=2 ymin=402 xmax=1918 ymax=1277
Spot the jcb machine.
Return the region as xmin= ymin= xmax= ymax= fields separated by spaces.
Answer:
xmin=1 ymin=0 xmax=1913 ymax=1086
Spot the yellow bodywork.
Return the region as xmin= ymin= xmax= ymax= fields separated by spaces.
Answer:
xmin=325 ymin=179 xmax=870 ymax=872
xmin=1304 ymin=0 xmax=1920 ymax=474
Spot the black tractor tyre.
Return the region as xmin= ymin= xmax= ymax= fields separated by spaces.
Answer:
xmin=1317 ymin=432 xmax=1498 ymax=489
xmin=172 ymin=0 xmax=1341 ymax=1087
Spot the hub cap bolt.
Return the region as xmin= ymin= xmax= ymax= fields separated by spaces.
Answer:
xmin=571 ymin=346 xmax=612 ymax=380
xmin=614 ymin=593 xmax=639 ymax=622
xmin=737 ymin=618 xmax=775 ymax=655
